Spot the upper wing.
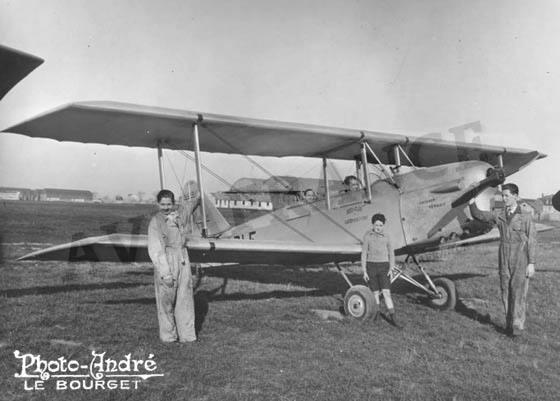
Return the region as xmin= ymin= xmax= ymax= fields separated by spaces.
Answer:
xmin=0 ymin=45 xmax=44 ymax=100
xmin=2 ymin=101 xmax=544 ymax=173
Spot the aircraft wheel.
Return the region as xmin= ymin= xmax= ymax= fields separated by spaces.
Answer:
xmin=343 ymin=285 xmax=376 ymax=320
xmin=429 ymin=278 xmax=456 ymax=310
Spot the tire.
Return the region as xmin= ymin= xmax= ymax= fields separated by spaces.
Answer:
xmin=343 ymin=285 xmax=377 ymax=320
xmin=429 ymin=278 xmax=456 ymax=310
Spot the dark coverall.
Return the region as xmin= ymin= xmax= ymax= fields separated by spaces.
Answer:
xmin=147 ymin=210 xmax=196 ymax=342
xmin=470 ymin=203 xmax=537 ymax=332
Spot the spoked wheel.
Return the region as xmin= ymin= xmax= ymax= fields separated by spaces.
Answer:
xmin=343 ymin=285 xmax=377 ymax=320
xmin=428 ymin=278 xmax=456 ymax=310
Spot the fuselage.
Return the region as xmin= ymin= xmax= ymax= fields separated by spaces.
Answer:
xmin=220 ymin=160 xmax=496 ymax=255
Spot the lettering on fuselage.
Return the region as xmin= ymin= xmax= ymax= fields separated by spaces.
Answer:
xmin=346 ymin=205 xmax=363 ymax=215
xmin=344 ymin=215 xmax=368 ymax=225
xmin=417 ymin=197 xmax=446 ymax=209
xmin=418 ymin=198 xmax=436 ymax=205
xmin=233 ymin=231 xmax=256 ymax=240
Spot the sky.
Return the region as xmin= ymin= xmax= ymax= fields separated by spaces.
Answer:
xmin=1 ymin=0 xmax=559 ymax=199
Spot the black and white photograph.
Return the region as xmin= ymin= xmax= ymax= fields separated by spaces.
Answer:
xmin=1 ymin=1 xmax=559 ymax=400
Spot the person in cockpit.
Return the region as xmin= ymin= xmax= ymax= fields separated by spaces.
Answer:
xmin=335 ymin=175 xmax=364 ymax=206
xmin=302 ymin=188 xmax=317 ymax=203
xmin=342 ymin=175 xmax=361 ymax=192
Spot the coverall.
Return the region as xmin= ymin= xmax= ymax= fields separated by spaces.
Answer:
xmin=147 ymin=211 xmax=196 ymax=342
xmin=470 ymin=203 xmax=537 ymax=332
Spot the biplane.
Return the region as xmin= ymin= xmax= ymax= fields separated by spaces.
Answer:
xmin=2 ymin=99 xmax=548 ymax=320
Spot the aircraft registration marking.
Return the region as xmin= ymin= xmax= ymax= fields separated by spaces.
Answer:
xmin=233 ymin=231 xmax=256 ymax=240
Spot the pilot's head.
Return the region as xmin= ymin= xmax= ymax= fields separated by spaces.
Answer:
xmin=156 ymin=189 xmax=175 ymax=215
xmin=303 ymin=188 xmax=316 ymax=203
xmin=371 ymin=213 xmax=386 ymax=234
xmin=343 ymin=175 xmax=361 ymax=192
xmin=501 ymin=183 xmax=519 ymax=209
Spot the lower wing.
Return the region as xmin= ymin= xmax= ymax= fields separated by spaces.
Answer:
xmin=16 ymin=223 xmax=553 ymax=264
xmin=17 ymin=234 xmax=360 ymax=265
xmin=418 ymin=223 xmax=553 ymax=253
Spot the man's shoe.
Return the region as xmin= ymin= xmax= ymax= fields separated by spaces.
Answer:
xmin=511 ymin=327 xmax=523 ymax=338
xmin=388 ymin=313 xmax=402 ymax=329
xmin=373 ymin=311 xmax=381 ymax=322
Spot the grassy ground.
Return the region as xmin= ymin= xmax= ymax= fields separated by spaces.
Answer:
xmin=1 ymin=201 xmax=560 ymax=400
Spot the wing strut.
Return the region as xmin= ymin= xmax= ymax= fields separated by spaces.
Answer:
xmin=393 ymin=145 xmax=401 ymax=168
xmin=193 ymin=117 xmax=208 ymax=237
xmin=363 ymin=139 xmax=399 ymax=189
xmin=322 ymin=157 xmax=331 ymax=210
xmin=360 ymin=141 xmax=372 ymax=202
xmin=397 ymin=144 xmax=416 ymax=169
xmin=157 ymin=142 xmax=165 ymax=190
xmin=497 ymin=154 xmax=504 ymax=190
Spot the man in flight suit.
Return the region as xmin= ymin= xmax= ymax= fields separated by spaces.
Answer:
xmin=148 ymin=188 xmax=198 ymax=343
xmin=469 ymin=183 xmax=537 ymax=337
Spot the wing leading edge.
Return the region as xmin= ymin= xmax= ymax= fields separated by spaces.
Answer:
xmin=17 ymin=234 xmax=361 ymax=265
xmin=16 ymin=223 xmax=553 ymax=265
xmin=3 ymin=101 xmax=545 ymax=173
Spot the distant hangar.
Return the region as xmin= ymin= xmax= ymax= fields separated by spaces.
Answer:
xmin=0 ymin=187 xmax=93 ymax=202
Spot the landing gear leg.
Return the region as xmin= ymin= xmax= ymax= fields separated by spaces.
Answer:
xmin=392 ymin=255 xmax=457 ymax=310
xmin=192 ymin=263 xmax=204 ymax=290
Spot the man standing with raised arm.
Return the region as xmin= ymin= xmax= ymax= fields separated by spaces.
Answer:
xmin=148 ymin=187 xmax=199 ymax=343
xmin=469 ymin=183 xmax=537 ymax=337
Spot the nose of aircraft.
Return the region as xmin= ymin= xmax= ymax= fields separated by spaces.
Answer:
xmin=553 ymin=190 xmax=560 ymax=211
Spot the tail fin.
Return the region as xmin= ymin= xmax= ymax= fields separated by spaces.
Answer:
xmin=181 ymin=181 xmax=230 ymax=237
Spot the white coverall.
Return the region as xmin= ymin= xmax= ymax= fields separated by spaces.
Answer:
xmin=147 ymin=211 xmax=196 ymax=342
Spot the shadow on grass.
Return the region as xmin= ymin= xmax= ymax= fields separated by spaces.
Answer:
xmin=203 ymin=265 xmax=488 ymax=292
xmin=124 ymin=271 xmax=153 ymax=276
xmin=103 ymin=288 xmax=221 ymax=335
xmin=455 ymin=298 xmax=507 ymax=335
xmin=475 ymin=264 xmax=560 ymax=274
xmin=1 ymin=282 xmax=149 ymax=298
xmin=104 ymin=268 xmax=489 ymax=308
xmin=104 ymin=288 xmax=331 ymax=306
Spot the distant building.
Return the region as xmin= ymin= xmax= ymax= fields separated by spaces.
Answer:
xmin=492 ymin=195 xmax=544 ymax=220
xmin=37 ymin=188 xmax=93 ymax=202
xmin=0 ymin=187 xmax=33 ymax=200
xmin=541 ymin=194 xmax=560 ymax=221
xmin=213 ymin=175 xmax=345 ymax=226
xmin=217 ymin=175 xmax=344 ymax=210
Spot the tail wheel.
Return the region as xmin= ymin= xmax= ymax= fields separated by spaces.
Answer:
xmin=429 ymin=278 xmax=456 ymax=310
xmin=343 ymin=285 xmax=377 ymax=320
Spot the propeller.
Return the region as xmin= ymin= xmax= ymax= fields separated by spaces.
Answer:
xmin=451 ymin=168 xmax=505 ymax=208
xmin=553 ymin=190 xmax=560 ymax=212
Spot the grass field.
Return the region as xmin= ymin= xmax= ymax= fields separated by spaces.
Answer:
xmin=1 ymin=201 xmax=560 ymax=400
